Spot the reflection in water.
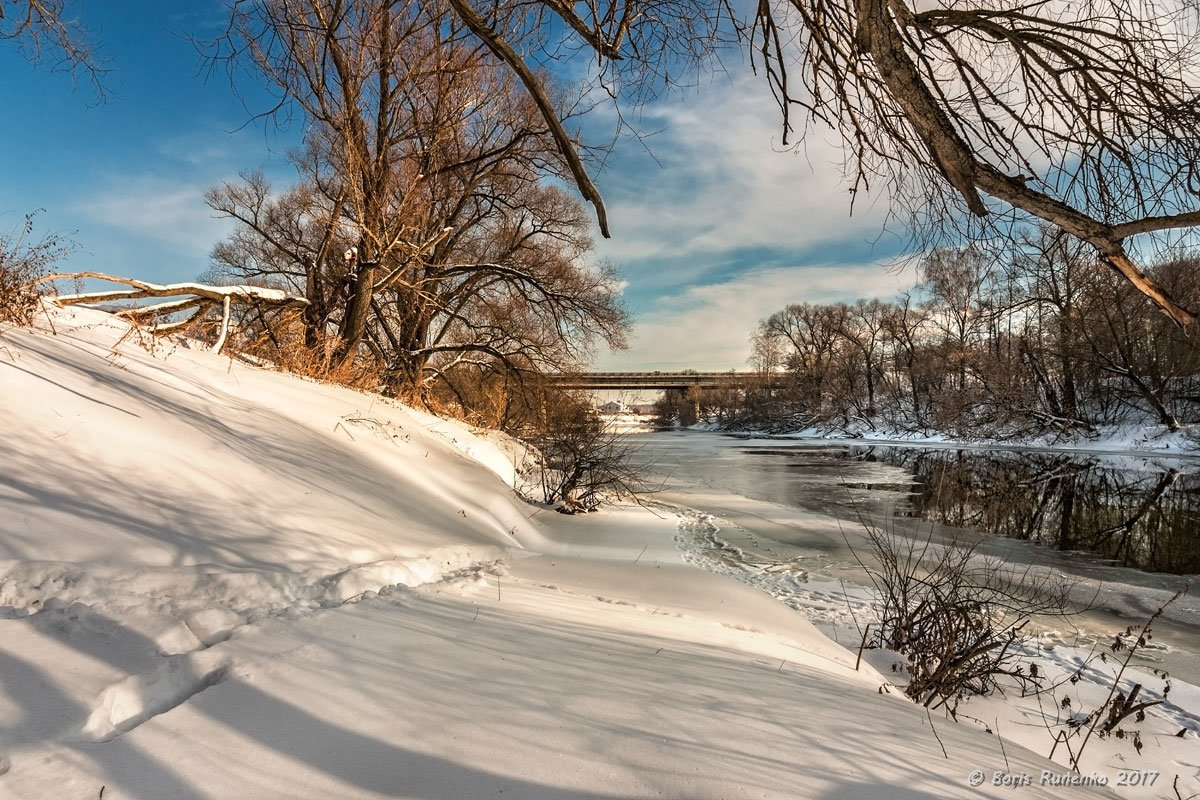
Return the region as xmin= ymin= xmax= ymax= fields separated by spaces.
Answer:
xmin=838 ymin=447 xmax=1200 ymax=574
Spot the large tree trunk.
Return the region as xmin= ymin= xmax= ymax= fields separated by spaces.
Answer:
xmin=335 ymin=250 xmax=377 ymax=365
xmin=303 ymin=264 xmax=328 ymax=350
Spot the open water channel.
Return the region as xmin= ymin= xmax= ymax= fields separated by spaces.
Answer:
xmin=630 ymin=431 xmax=1200 ymax=684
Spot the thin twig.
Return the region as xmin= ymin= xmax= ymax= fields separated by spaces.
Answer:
xmin=926 ymin=707 xmax=949 ymax=759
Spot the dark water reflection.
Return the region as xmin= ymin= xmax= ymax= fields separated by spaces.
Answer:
xmin=828 ymin=447 xmax=1200 ymax=575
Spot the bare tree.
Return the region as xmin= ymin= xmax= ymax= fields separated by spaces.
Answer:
xmin=923 ymin=247 xmax=992 ymax=392
xmin=880 ymin=292 xmax=933 ymax=428
xmin=205 ymin=0 xmax=627 ymax=399
xmin=443 ymin=0 xmax=730 ymax=238
xmin=1005 ymin=226 xmax=1097 ymax=429
xmin=757 ymin=302 xmax=848 ymax=415
xmin=438 ymin=0 xmax=1200 ymax=324
xmin=739 ymin=227 xmax=1200 ymax=436
xmin=838 ymin=299 xmax=893 ymax=417
xmin=796 ymin=0 xmax=1200 ymax=323
xmin=1077 ymin=260 xmax=1200 ymax=431
xmin=207 ymin=0 xmax=448 ymax=364
xmin=1 ymin=0 xmax=107 ymax=97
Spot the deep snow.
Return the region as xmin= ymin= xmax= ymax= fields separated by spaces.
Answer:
xmin=0 ymin=305 xmax=1179 ymax=798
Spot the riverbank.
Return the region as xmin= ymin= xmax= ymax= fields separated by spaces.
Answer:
xmin=631 ymin=430 xmax=1200 ymax=796
xmin=0 ymin=306 xmax=1119 ymax=798
xmin=701 ymin=419 xmax=1200 ymax=460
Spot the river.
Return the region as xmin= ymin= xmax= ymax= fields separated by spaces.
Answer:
xmin=629 ymin=430 xmax=1200 ymax=686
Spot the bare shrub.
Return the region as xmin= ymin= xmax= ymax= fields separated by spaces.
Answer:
xmin=1039 ymin=585 xmax=1190 ymax=768
xmin=211 ymin=307 xmax=384 ymax=390
xmin=522 ymin=392 xmax=646 ymax=513
xmin=855 ymin=521 xmax=1074 ymax=711
xmin=0 ymin=212 xmax=70 ymax=326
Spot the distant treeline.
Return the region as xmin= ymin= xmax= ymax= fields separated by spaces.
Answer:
xmin=657 ymin=229 xmax=1200 ymax=437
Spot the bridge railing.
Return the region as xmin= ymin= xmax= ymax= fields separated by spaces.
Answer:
xmin=545 ymin=371 xmax=784 ymax=389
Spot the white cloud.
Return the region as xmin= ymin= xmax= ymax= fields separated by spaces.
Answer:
xmin=597 ymin=261 xmax=917 ymax=371
xmin=581 ymin=70 xmax=914 ymax=371
xmin=73 ymin=174 xmax=232 ymax=255
xmin=592 ymin=72 xmax=893 ymax=275
xmin=155 ymin=135 xmax=242 ymax=169
xmin=70 ymin=125 xmax=292 ymax=275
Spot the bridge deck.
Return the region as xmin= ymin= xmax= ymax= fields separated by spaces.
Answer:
xmin=547 ymin=371 xmax=756 ymax=390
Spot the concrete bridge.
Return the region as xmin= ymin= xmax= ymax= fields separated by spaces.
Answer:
xmin=547 ymin=371 xmax=761 ymax=425
xmin=547 ymin=371 xmax=745 ymax=391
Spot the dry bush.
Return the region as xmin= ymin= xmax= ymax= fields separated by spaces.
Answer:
xmin=194 ymin=307 xmax=384 ymax=391
xmin=1039 ymin=586 xmax=1189 ymax=768
xmin=0 ymin=212 xmax=70 ymax=326
xmin=420 ymin=368 xmax=532 ymax=429
xmin=521 ymin=392 xmax=647 ymax=513
xmin=0 ymin=264 xmax=41 ymax=326
xmin=419 ymin=372 xmax=649 ymax=512
xmin=856 ymin=521 xmax=1075 ymax=712
xmin=248 ymin=326 xmax=382 ymax=391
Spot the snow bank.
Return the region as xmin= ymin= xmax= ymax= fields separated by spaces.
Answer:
xmin=732 ymin=421 xmax=1200 ymax=459
xmin=0 ymin=308 xmax=1129 ymax=798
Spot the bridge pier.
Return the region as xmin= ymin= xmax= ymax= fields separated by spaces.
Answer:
xmin=679 ymin=396 xmax=700 ymax=427
xmin=547 ymin=372 xmax=749 ymax=427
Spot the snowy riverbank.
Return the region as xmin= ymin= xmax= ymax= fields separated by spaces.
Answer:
xmin=707 ymin=421 xmax=1200 ymax=460
xmin=0 ymin=306 xmax=1183 ymax=798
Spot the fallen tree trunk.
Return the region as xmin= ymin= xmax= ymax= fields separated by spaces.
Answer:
xmin=28 ymin=271 xmax=308 ymax=353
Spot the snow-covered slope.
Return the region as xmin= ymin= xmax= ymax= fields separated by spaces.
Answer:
xmin=0 ymin=307 xmax=1116 ymax=798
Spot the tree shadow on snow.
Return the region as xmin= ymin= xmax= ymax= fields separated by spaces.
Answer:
xmin=0 ymin=648 xmax=208 ymax=800
xmin=191 ymin=679 xmax=637 ymax=800
xmin=1 ymin=327 xmax=505 ymax=569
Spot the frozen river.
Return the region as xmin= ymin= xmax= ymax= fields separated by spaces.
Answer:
xmin=629 ymin=430 xmax=1200 ymax=684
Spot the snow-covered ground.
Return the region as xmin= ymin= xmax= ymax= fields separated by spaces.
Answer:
xmin=672 ymin=505 xmax=1200 ymax=793
xmin=709 ymin=421 xmax=1200 ymax=459
xmin=635 ymin=432 xmax=1200 ymax=798
xmin=0 ymin=306 xmax=1182 ymax=798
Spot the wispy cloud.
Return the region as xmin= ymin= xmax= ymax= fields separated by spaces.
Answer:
xmin=592 ymin=72 xmax=894 ymax=282
xmin=73 ymin=122 xmax=293 ymax=263
xmin=153 ymin=127 xmax=295 ymax=174
xmin=74 ymin=174 xmax=231 ymax=255
xmin=598 ymin=261 xmax=917 ymax=371
xmin=585 ymin=70 xmax=912 ymax=370
xmin=154 ymin=135 xmax=242 ymax=169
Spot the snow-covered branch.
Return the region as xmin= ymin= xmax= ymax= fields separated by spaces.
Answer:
xmin=31 ymin=272 xmax=308 ymax=307
xmin=30 ymin=271 xmax=308 ymax=353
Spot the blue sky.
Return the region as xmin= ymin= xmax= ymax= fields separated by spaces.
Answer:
xmin=0 ymin=1 xmax=912 ymax=370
